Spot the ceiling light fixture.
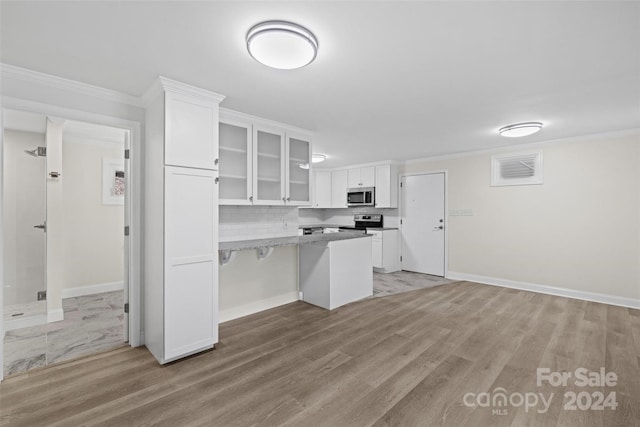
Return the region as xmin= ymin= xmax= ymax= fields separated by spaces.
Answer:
xmin=246 ymin=21 xmax=318 ymax=70
xmin=312 ymin=153 xmax=326 ymax=163
xmin=498 ymin=122 xmax=543 ymax=138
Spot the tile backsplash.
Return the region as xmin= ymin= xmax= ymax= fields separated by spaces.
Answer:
xmin=219 ymin=206 xmax=299 ymax=242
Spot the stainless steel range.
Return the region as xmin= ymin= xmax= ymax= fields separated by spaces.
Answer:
xmin=339 ymin=214 xmax=383 ymax=232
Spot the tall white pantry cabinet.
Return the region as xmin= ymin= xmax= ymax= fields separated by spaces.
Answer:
xmin=143 ymin=77 xmax=225 ymax=364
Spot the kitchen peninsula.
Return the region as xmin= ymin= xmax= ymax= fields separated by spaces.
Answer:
xmin=219 ymin=231 xmax=373 ymax=319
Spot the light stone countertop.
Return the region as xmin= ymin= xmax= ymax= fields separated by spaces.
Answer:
xmin=298 ymin=224 xmax=348 ymax=229
xmin=219 ymin=231 xmax=371 ymax=252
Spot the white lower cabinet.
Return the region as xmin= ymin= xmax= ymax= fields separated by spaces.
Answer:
xmin=367 ymin=229 xmax=400 ymax=273
xmin=299 ymin=237 xmax=373 ymax=310
xmin=163 ymin=167 xmax=218 ymax=361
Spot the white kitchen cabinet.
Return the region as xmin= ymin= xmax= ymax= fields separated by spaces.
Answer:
xmin=313 ymin=170 xmax=332 ymax=208
xmin=218 ymin=108 xmax=312 ymax=206
xmin=375 ymin=164 xmax=399 ymax=208
xmin=367 ymin=229 xmax=400 ymax=273
xmin=348 ymin=166 xmax=375 ymax=188
xmin=331 ymin=169 xmax=348 ymax=208
xmin=143 ymin=77 xmax=224 ymax=364
xmin=253 ymin=125 xmax=285 ymax=205
xmin=164 ymin=166 xmax=218 ymax=361
xmin=286 ymin=133 xmax=311 ymax=205
xmin=218 ymin=115 xmax=252 ymax=204
xmin=299 ymin=237 xmax=373 ymax=310
xmin=164 ymin=89 xmax=219 ymax=170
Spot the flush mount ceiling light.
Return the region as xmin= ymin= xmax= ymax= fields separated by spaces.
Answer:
xmin=247 ymin=20 xmax=318 ymax=70
xmin=499 ymin=122 xmax=543 ymax=138
xmin=312 ymin=153 xmax=327 ymax=163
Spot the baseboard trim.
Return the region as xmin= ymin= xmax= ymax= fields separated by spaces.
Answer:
xmin=61 ymin=281 xmax=124 ymax=299
xmin=219 ymin=291 xmax=299 ymax=323
xmin=47 ymin=308 xmax=64 ymax=323
xmin=447 ymin=272 xmax=640 ymax=309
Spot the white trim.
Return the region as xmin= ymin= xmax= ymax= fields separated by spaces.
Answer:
xmin=47 ymin=308 xmax=64 ymax=323
xmin=61 ymin=281 xmax=125 ymax=299
xmin=447 ymin=271 xmax=640 ymax=309
xmin=220 ymin=107 xmax=313 ymax=137
xmin=403 ymin=128 xmax=640 ymax=166
xmin=142 ymin=76 xmax=225 ymax=106
xmin=219 ymin=291 xmax=299 ymax=323
xmin=0 ymin=63 xmax=143 ymax=107
xmin=1 ymin=96 xmax=143 ymax=348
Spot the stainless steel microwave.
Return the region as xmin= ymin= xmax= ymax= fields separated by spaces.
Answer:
xmin=347 ymin=187 xmax=375 ymax=207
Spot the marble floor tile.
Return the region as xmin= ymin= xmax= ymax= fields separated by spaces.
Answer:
xmin=373 ymin=271 xmax=456 ymax=297
xmin=3 ymin=290 xmax=125 ymax=377
xmin=4 ymin=301 xmax=46 ymax=322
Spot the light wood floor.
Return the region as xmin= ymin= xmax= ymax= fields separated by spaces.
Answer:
xmin=1 ymin=281 xmax=639 ymax=426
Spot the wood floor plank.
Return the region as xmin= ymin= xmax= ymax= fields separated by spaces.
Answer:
xmin=1 ymin=281 xmax=638 ymax=426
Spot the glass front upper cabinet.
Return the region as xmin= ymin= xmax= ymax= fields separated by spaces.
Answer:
xmin=253 ymin=126 xmax=285 ymax=204
xmin=286 ymin=134 xmax=311 ymax=205
xmin=218 ymin=118 xmax=252 ymax=205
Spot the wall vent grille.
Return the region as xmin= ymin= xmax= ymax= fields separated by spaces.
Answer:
xmin=491 ymin=151 xmax=543 ymax=186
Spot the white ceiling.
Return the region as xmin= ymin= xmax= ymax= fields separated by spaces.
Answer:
xmin=1 ymin=1 xmax=639 ymax=167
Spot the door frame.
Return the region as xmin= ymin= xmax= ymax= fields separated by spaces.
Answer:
xmin=399 ymin=170 xmax=449 ymax=278
xmin=0 ymin=97 xmax=143 ymax=382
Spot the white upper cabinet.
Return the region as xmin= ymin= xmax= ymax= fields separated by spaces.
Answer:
xmin=286 ymin=134 xmax=311 ymax=205
xmin=348 ymin=166 xmax=375 ymax=188
xmin=165 ymin=91 xmax=219 ymax=170
xmin=331 ymin=169 xmax=348 ymax=208
xmin=218 ymin=115 xmax=252 ymax=205
xmin=313 ymin=170 xmax=332 ymax=208
xmin=253 ymin=125 xmax=285 ymax=205
xmin=375 ymin=164 xmax=399 ymax=208
xmin=218 ymin=108 xmax=312 ymax=206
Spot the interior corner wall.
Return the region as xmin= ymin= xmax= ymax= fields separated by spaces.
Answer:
xmin=400 ymin=132 xmax=640 ymax=301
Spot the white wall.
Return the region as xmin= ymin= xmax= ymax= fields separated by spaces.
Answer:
xmin=219 ymin=206 xmax=298 ymax=242
xmin=298 ymin=206 xmax=400 ymax=228
xmin=61 ymin=136 xmax=124 ymax=289
xmin=219 ymin=245 xmax=298 ymax=322
xmin=401 ymin=131 xmax=640 ymax=302
xmin=2 ymin=130 xmax=46 ymax=306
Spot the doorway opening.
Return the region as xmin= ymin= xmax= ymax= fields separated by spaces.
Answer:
xmin=2 ymin=109 xmax=130 ymax=376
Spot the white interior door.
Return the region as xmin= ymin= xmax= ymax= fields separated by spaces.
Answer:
xmin=401 ymin=173 xmax=445 ymax=276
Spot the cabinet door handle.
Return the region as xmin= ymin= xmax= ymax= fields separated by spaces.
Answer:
xmin=215 ymin=177 xmax=219 ymax=184
xmin=287 ymin=197 xmax=291 ymax=201
xmin=214 ymin=158 xmax=219 ymax=165
xmin=249 ymin=196 xmax=253 ymax=202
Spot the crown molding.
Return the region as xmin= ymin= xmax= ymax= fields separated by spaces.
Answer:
xmin=142 ymin=76 xmax=226 ymax=106
xmin=0 ymin=63 xmax=144 ymax=108
xmin=220 ymin=107 xmax=313 ymax=136
xmin=403 ymin=127 xmax=640 ymax=166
